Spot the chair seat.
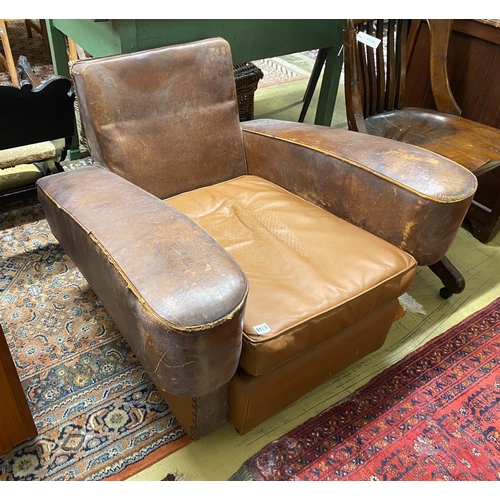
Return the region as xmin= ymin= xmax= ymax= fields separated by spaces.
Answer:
xmin=366 ymin=108 xmax=500 ymax=173
xmin=167 ymin=175 xmax=416 ymax=376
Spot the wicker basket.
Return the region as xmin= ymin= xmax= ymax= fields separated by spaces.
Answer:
xmin=233 ymin=62 xmax=264 ymax=121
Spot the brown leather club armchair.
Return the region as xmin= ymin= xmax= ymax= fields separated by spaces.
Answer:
xmin=36 ymin=38 xmax=476 ymax=439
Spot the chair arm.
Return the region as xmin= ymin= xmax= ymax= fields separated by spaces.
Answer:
xmin=426 ymin=20 xmax=462 ymax=116
xmin=241 ymin=119 xmax=477 ymax=266
xmin=37 ymin=165 xmax=248 ymax=398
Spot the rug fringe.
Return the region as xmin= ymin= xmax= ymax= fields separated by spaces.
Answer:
xmin=228 ymin=464 xmax=256 ymax=481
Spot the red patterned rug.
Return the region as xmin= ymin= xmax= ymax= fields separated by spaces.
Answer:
xmin=230 ymin=298 xmax=500 ymax=481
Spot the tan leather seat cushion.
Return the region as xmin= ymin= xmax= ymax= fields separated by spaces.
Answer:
xmin=167 ymin=176 xmax=416 ymax=376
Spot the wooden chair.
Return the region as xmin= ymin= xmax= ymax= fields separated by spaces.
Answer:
xmin=0 ymin=19 xmax=19 ymax=85
xmin=344 ymin=20 xmax=500 ymax=242
xmin=0 ymin=56 xmax=75 ymax=204
xmin=24 ymin=20 xmax=49 ymax=53
xmin=341 ymin=19 xmax=500 ymax=298
xmin=1 ymin=20 xmax=50 ymax=85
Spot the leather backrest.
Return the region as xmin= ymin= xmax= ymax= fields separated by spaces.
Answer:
xmin=72 ymin=38 xmax=248 ymax=199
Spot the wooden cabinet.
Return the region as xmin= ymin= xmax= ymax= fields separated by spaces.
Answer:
xmin=405 ymin=19 xmax=500 ymax=129
xmin=0 ymin=324 xmax=37 ymax=454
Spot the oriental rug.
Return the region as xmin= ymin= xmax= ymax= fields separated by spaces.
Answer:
xmin=0 ymin=191 xmax=190 ymax=481
xmin=253 ymin=57 xmax=311 ymax=88
xmin=230 ymin=297 xmax=500 ymax=481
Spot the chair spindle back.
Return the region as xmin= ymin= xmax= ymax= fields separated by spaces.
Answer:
xmin=344 ymin=19 xmax=417 ymax=132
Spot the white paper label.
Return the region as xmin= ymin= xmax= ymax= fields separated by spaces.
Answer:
xmin=357 ymin=32 xmax=381 ymax=49
xmin=253 ymin=323 xmax=271 ymax=335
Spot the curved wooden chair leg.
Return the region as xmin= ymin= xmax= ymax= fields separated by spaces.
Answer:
xmin=428 ymin=256 xmax=466 ymax=299
xmin=298 ymin=48 xmax=327 ymax=123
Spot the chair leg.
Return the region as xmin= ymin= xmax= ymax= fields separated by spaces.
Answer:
xmin=0 ymin=20 xmax=20 ymax=86
xmin=39 ymin=20 xmax=50 ymax=54
xmin=24 ymin=19 xmax=50 ymax=53
xmin=298 ymin=48 xmax=328 ymax=123
xmin=428 ymin=256 xmax=465 ymax=299
xmin=24 ymin=20 xmax=33 ymax=38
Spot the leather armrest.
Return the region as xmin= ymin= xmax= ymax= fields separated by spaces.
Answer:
xmin=37 ymin=165 xmax=248 ymax=398
xmin=241 ymin=119 xmax=477 ymax=266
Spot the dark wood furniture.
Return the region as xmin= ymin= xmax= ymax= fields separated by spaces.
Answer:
xmin=342 ymin=19 xmax=500 ymax=298
xmin=0 ymin=57 xmax=75 ymax=204
xmin=405 ymin=19 xmax=500 ymax=130
xmin=0 ymin=324 xmax=37 ymax=454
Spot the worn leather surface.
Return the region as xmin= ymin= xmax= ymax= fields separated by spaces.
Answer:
xmin=366 ymin=109 xmax=500 ymax=172
xmin=71 ymin=38 xmax=247 ymax=199
xmin=160 ymin=384 xmax=230 ymax=440
xmin=167 ymin=176 xmax=416 ymax=376
xmin=37 ymin=166 xmax=248 ymax=397
xmin=37 ymin=37 xmax=480 ymax=439
xmin=241 ymin=119 xmax=477 ymax=266
xmin=229 ymin=300 xmax=399 ymax=434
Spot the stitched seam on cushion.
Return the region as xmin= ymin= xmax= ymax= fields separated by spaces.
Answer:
xmin=242 ymin=259 xmax=416 ymax=349
xmin=244 ymin=298 xmax=400 ymax=377
xmin=242 ymin=128 xmax=477 ymax=203
xmin=230 ymin=373 xmax=251 ymax=434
